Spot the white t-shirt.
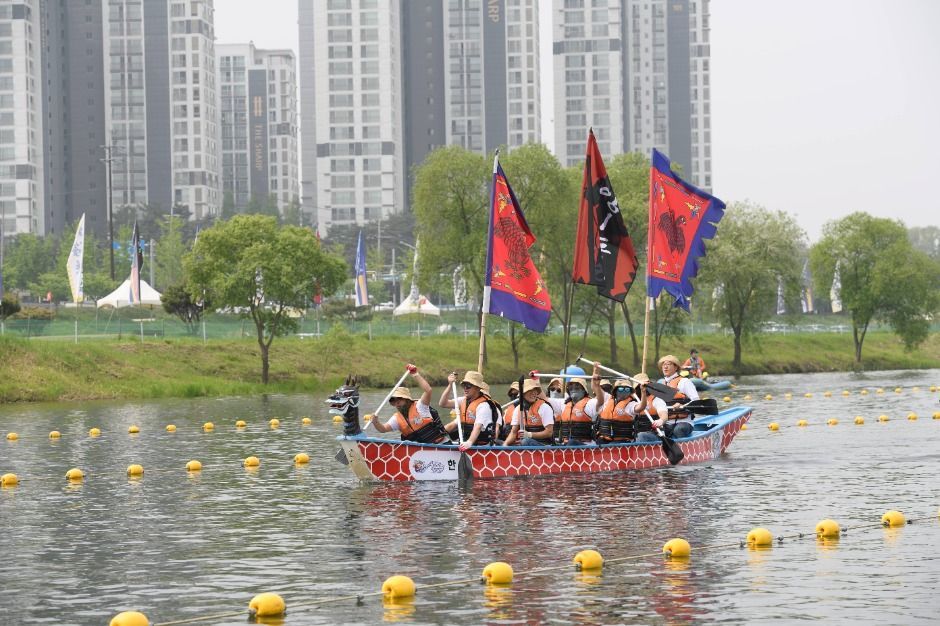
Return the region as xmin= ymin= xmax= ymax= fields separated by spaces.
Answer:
xmin=627 ymin=395 xmax=667 ymax=418
xmin=661 ymin=374 xmax=700 ymax=401
xmin=460 ymin=396 xmax=494 ymax=428
xmin=510 ymin=401 xmax=555 ymax=428
xmin=384 ymin=399 xmax=432 ymax=432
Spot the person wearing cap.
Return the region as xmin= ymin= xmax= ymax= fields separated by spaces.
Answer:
xmin=503 ymin=378 xmax=554 ymax=446
xmin=546 ymin=377 xmax=565 ymax=400
xmin=657 ymin=354 xmax=699 ymax=438
xmin=440 ymin=370 xmax=497 ymax=450
xmin=682 ymin=349 xmax=707 ymax=379
xmin=599 ymin=379 xmax=613 ymax=395
xmin=554 ymin=361 xmax=604 ymax=445
xmin=371 ymin=369 xmax=448 ymax=444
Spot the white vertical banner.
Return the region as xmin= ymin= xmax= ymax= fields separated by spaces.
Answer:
xmin=66 ymin=214 xmax=85 ymax=304
xmin=830 ymin=263 xmax=843 ymax=313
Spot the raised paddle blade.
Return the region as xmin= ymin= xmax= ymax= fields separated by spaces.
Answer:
xmin=646 ymin=381 xmax=678 ymax=402
xmin=671 ymin=398 xmax=719 ymax=415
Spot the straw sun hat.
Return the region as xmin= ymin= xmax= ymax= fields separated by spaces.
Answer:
xmin=522 ymin=378 xmax=542 ymax=394
xmin=658 ymin=354 xmax=681 ymax=368
xmin=461 ymin=370 xmax=486 ymax=389
xmin=389 ymin=387 xmax=413 ymax=401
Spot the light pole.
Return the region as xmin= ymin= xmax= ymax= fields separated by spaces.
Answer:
xmin=101 ymin=145 xmax=115 ymax=280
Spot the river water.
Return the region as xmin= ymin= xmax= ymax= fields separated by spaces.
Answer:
xmin=1 ymin=369 xmax=939 ymax=625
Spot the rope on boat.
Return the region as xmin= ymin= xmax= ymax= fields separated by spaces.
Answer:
xmin=145 ymin=512 xmax=940 ymax=625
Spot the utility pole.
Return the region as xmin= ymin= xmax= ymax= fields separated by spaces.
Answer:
xmin=0 ymin=196 xmax=5 ymax=297
xmin=101 ymin=145 xmax=115 ymax=280
xmin=149 ymin=238 xmax=155 ymax=287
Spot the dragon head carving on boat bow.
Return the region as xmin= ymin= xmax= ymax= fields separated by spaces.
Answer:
xmin=326 ymin=375 xmax=361 ymax=436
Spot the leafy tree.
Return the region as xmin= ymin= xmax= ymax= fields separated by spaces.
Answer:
xmin=3 ymin=233 xmax=55 ymax=290
xmin=699 ymin=202 xmax=805 ymax=371
xmin=908 ymin=226 xmax=940 ymax=260
xmin=0 ymin=294 xmax=21 ymax=325
xmin=221 ymin=191 xmax=237 ymax=220
xmin=283 ymin=195 xmax=302 ymax=227
xmin=161 ymin=283 xmax=207 ymax=334
xmin=185 ymin=215 xmax=347 ymax=383
xmin=810 ymin=212 xmax=940 ymax=363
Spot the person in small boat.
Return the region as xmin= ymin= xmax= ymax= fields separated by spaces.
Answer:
xmin=440 ymin=370 xmax=497 ymax=450
xmin=595 ymin=377 xmax=639 ymax=443
xmin=682 ymin=349 xmax=707 ymax=379
xmin=631 ymin=373 xmax=673 ymax=443
xmin=553 ymin=362 xmax=604 ymax=445
xmin=497 ymin=381 xmax=520 ymax=442
xmin=657 ymin=354 xmax=699 ymax=438
xmin=503 ymin=378 xmax=555 ymax=446
xmin=599 ymin=379 xmax=613 ymax=395
xmin=371 ymin=370 xmax=448 ymax=444
xmin=546 ymin=377 xmax=565 ymax=399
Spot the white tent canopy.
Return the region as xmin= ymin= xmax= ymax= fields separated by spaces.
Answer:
xmin=96 ymin=279 xmax=163 ymax=308
xmin=393 ymin=292 xmax=440 ymax=316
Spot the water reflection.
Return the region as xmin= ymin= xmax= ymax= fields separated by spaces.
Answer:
xmin=0 ymin=370 xmax=939 ymax=624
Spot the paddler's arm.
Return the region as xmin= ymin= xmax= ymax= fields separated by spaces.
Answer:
xmin=439 ymin=371 xmax=457 ymax=408
xmin=412 ymin=369 xmax=432 ymax=406
xmin=459 ymin=422 xmax=484 ymax=451
xmin=591 ymin=361 xmax=604 ymax=404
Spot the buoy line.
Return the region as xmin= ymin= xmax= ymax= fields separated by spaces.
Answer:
xmin=122 ymin=509 xmax=940 ymax=626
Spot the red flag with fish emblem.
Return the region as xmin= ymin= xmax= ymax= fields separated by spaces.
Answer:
xmin=483 ymin=155 xmax=551 ymax=332
xmin=648 ymin=149 xmax=725 ymax=311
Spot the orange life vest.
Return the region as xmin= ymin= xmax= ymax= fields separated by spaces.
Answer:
xmin=664 ymin=376 xmax=690 ymax=419
xmin=596 ymin=397 xmax=636 ymax=442
xmin=393 ymin=401 xmax=447 ymax=444
xmin=458 ymin=395 xmax=494 ymax=445
xmin=558 ymin=397 xmax=593 ymax=442
xmin=520 ymin=398 xmax=548 ymax=434
xmin=682 ymin=356 xmax=706 ymax=378
xmin=499 ymin=403 xmax=517 ymax=440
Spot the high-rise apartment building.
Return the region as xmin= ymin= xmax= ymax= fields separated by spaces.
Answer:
xmin=553 ymin=0 xmax=711 ymax=190
xmin=218 ymin=43 xmax=299 ymax=217
xmin=300 ymin=0 xmax=540 ymax=233
xmin=299 ymin=0 xmax=405 ymax=232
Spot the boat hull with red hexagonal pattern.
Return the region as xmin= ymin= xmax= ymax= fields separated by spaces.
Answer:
xmin=338 ymin=406 xmax=750 ymax=481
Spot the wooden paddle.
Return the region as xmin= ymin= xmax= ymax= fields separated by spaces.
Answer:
xmin=578 ymin=357 xmax=678 ymax=402
xmin=669 ymin=398 xmax=719 ymax=415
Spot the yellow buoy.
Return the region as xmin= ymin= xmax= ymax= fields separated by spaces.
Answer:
xmin=912 ymin=386 xmax=920 ymax=392
xmin=841 ymin=390 xmax=850 ymax=396
xmin=89 ymin=427 xmax=101 ymax=437
xmin=49 ymin=430 xmax=61 ymax=439
xmin=382 ymin=575 xmax=416 ymax=599
xmin=747 ymin=527 xmax=773 ymax=547
xmin=860 ymin=389 xmax=869 ymax=395
xmin=823 ymin=391 xmax=832 ymax=398
xmin=1 ymin=473 xmax=18 ymax=487
xmin=573 ymin=549 xmax=604 ymax=570
xmin=878 ymin=414 xmax=889 ymax=422
xmin=332 ymin=415 xmax=343 ymax=423
xmin=248 ymin=592 xmax=286 ymax=618
xmin=723 ymin=396 xmax=732 ymax=403
xmin=203 ymin=421 xmax=214 ymax=431
xmin=743 ymin=394 xmax=752 ymax=401
xmin=127 ymin=464 xmax=144 ymax=477
xmin=662 ymin=538 xmax=691 ymax=558
xmin=882 ymin=510 xmax=905 ymax=527
xmin=302 ymin=417 xmax=312 ymax=426
xmin=235 ymin=420 xmax=247 ymax=428
xmin=907 ymin=413 xmax=917 ymax=421
xmin=450 ymin=409 xmax=458 ymax=418
xmin=364 ymin=414 xmax=373 ymax=422
xmin=797 ymin=419 xmax=808 ymax=427
xmin=815 ymin=519 xmax=840 ymax=539
xmin=784 ymin=392 xmax=793 ymax=400
xmin=764 ymin=394 xmax=773 ymax=401
xmin=294 ymin=453 xmax=310 ymax=465
xmin=827 ymin=418 xmax=839 ymax=426
xmin=269 ymin=418 xmax=280 ymax=429
xmin=165 ymin=424 xmax=177 ymax=432
xmin=109 ymin=611 xmax=149 ymax=626
xmin=66 ymin=468 xmax=84 ymax=481
xmin=6 ymin=432 xmax=18 ymax=441
xmin=876 ymin=388 xmax=885 ymax=394
xmin=854 ymin=416 xmax=864 ymax=425
xmin=741 ymin=424 xmax=748 ymax=430
xmin=932 ymin=412 xmax=940 ymax=420
xmin=894 ymin=387 xmax=902 ymax=394
xmin=768 ymin=422 xmax=779 ymax=431
xmin=128 ymin=425 xmax=140 ymax=434
xmin=482 ymin=561 xmax=514 ymax=584
xmin=930 ymin=385 xmax=937 ymax=392
xmin=244 ymin=456 xmax=260 ymax=467
xmin=805 ymin=392 xmax=813 ymax=398
xmin=186 ymin=460 xmax=202 ymax=472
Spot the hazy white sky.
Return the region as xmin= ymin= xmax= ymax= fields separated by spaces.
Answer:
xmin=215 ymin=0 xmax=940 ymax=241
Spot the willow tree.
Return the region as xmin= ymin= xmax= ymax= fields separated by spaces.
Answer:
xmin=699 ymin=202 xmax=805 ymax=371
xmin=810 ymin=212 xmax=940 ymax=363
xmin=184 ymin=215 xmax=347 ymax=383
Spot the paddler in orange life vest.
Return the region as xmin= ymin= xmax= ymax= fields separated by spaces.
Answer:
xmin=370 ymin=367 xmax=448 ymax=444
xmin=682 ymin=348 xmax=707 ymax=379
xmin=496 ymin=381 xmax=520 ymax=442
xmin=440 ymin=370 xmax=497 ymax=451
xmin=596 ymin=372 xmax=670 ymax=443
xmin=657 ymin=354 xmax=699 ymax=439
xmin=503 ymin=378 xmax=555 ymax=446
xmin=550 ymin=361 xmax=604 ymax=445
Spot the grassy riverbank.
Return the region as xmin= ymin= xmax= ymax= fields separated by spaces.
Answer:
xmin=0 ymin=329 xmax=938 ymax=403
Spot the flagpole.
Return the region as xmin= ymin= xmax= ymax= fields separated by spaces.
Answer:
xmin=641 ymin=156 xmax=654 ymax=375
xmin=478 ymin=151 xmax=499 ymax=374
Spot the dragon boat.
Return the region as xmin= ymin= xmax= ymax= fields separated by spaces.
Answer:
xmin=329 ymin=378 xmax=750 ymax=482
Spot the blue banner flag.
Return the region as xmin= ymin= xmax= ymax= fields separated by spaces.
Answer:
xmin=354 ymin=230 xmax=369 ymax=307
xmin=647 ymin=149 xmax=725 ymax=311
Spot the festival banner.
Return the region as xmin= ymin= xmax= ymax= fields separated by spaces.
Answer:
xmin=129 ymin=221 xmax=143 ymax=304
xmin=67 ymin=214 xmax=85 ymax=303
xmin=647 ymin=149 xmax=725 ymax=311
xmin=483 ymin=156 xmax=551 ymax=333
xmin=354 ymin=230 xmax=369 ymax=307
xmin=800 ymin=259 xmax=814 ymax=313
xmin=572 ymin=129 xmax=638 ymax=301
xmin=830 ymin=263 xmax=842 ymax=313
